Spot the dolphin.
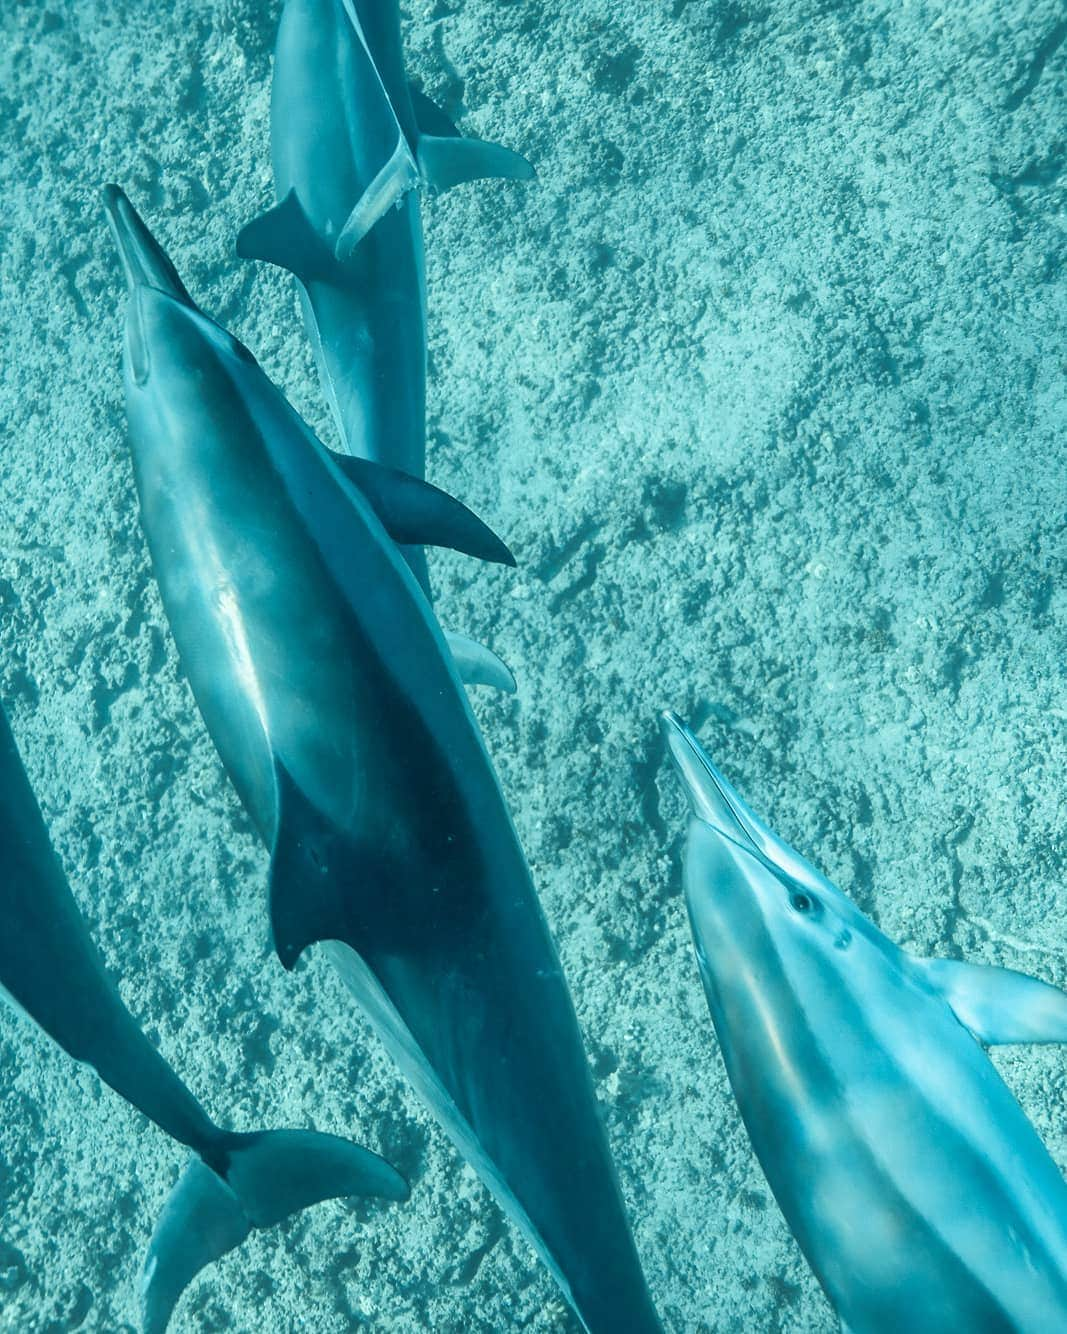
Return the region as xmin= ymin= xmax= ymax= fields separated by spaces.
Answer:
xmin=662 ymin=710 xmax=1067 ymax=1334
xmin=237 ymin=0 xmax=532 ymax=672
xmin=0 ymin=698 xmax=407 ymax=1334
xmin=104 ymin=184 xmax=661 ymax=1334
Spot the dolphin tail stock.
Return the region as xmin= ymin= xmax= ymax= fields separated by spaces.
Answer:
xmin=327 ymin=451 xmax=517 ymax=567
xmin=409 ymin=86 xmax=535 ymax=193
xmin=444 ymin=630 xmax=517 ymax=694
xmin=142 ymin=1127 xmax=408 ymax=1334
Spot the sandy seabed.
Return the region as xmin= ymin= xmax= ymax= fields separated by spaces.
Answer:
xmin=0 ymin=0 xmax=1064 ymax=1329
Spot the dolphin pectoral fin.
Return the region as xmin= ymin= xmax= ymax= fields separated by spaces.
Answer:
xmin=409 ymin=86 xmax=460 ymax=138
xmin=335 ymin=138 xmax=420 ymax=262
xmin=416 ymin=133 xmax=535 ymax=193
xmin=236 ymin=190 xmax=334 ymax=285
xmin=142 ymin=1134 xmax=407 ymax=1334
xmin=916 ymin=956 xmax=1067 ymax=1045
xmin=328 ymin=453 xmax=517 ymax=567
xmin=444 ymin=631 xmax=517 ymax=693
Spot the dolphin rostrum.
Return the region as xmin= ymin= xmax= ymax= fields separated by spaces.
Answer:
xmin=237 ymin=0 xmax=531 ymax=684
xmin=662 ymin=710 xmax=1067 ymax=1333
xmin=0 ymin=699 xmax=407 ymax=1334
xmin=105 ymin=185 xmax=661 ymax=1334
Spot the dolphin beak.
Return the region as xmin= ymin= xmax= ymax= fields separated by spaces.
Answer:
xmin=102 ymin=184 xmax=193 ymax=303
xmin=660 ymin=712 xmax=756 ymax=849
xmin=662 ymin=710 xmax=838 ymax=901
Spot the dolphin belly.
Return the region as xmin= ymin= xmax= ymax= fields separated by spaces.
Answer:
xmin=324 ymin=942 xmax=579 ymax=1306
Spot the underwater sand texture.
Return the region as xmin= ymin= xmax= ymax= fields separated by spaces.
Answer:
xmin=0 ymin=0 xmax=1064 ymax=1329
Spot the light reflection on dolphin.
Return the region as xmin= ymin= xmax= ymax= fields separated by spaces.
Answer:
xmin=0 ymin=700 xmax=406 ymax=1334
xmin=105 ymin=187 xmax=661 ymax=1333
xmin=663 ymin=710 xmax=1067 ymax=1334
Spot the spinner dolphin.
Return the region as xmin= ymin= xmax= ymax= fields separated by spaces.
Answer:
xmin=0 ymin=699 xmax=406 ymax=1334
xmin=663 ymin=711 xmax=1067 ymax=1334
xmin=105 ymin=187 xmax=661 ymax=1334
xmin=237 ymin=0 xmax=532 ymax=604
xmin=237 ymin=0 xmax=529 ymax=690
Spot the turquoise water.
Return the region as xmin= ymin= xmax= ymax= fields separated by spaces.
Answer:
xmin=0 ymin=0 xmax=1064 ymax=1330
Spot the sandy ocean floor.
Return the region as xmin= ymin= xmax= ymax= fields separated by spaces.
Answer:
xmin=0 ymin=0 xmax=1064 ymax=1329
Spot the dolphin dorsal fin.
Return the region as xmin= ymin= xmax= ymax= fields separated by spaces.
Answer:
xmin=236 ymin=190 xmax=334 ymax=285
xmin=327 ymin=452 xmax=516 ymax=567
xmin=916 ymin=956 xmax=1067 ymax=1045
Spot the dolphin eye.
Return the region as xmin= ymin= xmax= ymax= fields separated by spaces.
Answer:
xmin=791 ymin=891 xmax=817 ymax=915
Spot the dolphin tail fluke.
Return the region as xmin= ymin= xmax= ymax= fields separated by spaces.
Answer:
xmin=445 ymin=630 xmax=517 ymax=693
xmin=416 ymin=133 xmax=535 ymax=193
xmin=409 ymin=86 xmax=461 ymax=138
xmin=328 ymin=452 xmax=517 ymax=567
xmin=142 ymin=1130 xmax=407 ymax=1334
xmin=236 ymin=189 xmax=334 ymax=286
xmin=336 ymin=138 xmax=420 ymax=262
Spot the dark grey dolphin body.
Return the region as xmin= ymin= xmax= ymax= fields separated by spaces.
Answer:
xmin=106 ymin=186 xmax=661 ymax=1334
xmin=237 ymin=0 xmax=531 ymax=629
xmin=0 ymin=701 xmax=406 ymax=1334
xmin=663 ymin=712 xmax=1067 ymax=1334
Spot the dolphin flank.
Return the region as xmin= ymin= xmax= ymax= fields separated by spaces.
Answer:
xmin=105 ymin=185 xmax=662 ymax=1333
xmin=0 ymin=700 xmax=407 ymax=1334
xmin=663 ymin=710 xmax=1067 ymax=1334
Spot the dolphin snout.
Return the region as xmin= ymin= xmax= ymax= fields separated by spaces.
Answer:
xmin=661 ymin=712 xmax=752 ymax=846
xmin=102 ymin=184 xmax=192 ymax=304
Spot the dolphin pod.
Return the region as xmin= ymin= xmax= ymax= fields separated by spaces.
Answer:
xmin=3 ymin=0 xmax=1059 ymax=1329
xmin=237 ymin=0 xmax=528 ymax=690
xmin=0 ymin=701 xmax=407 ymax=1334
xmin=663 ymin=712 xmax=1067 ymax=1333
xmin=103 ymin=185 xmax=662 ymax=1334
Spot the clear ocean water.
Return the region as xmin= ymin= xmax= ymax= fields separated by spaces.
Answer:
xmin=0 ymin=0 xmax=1063 ymax=1330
